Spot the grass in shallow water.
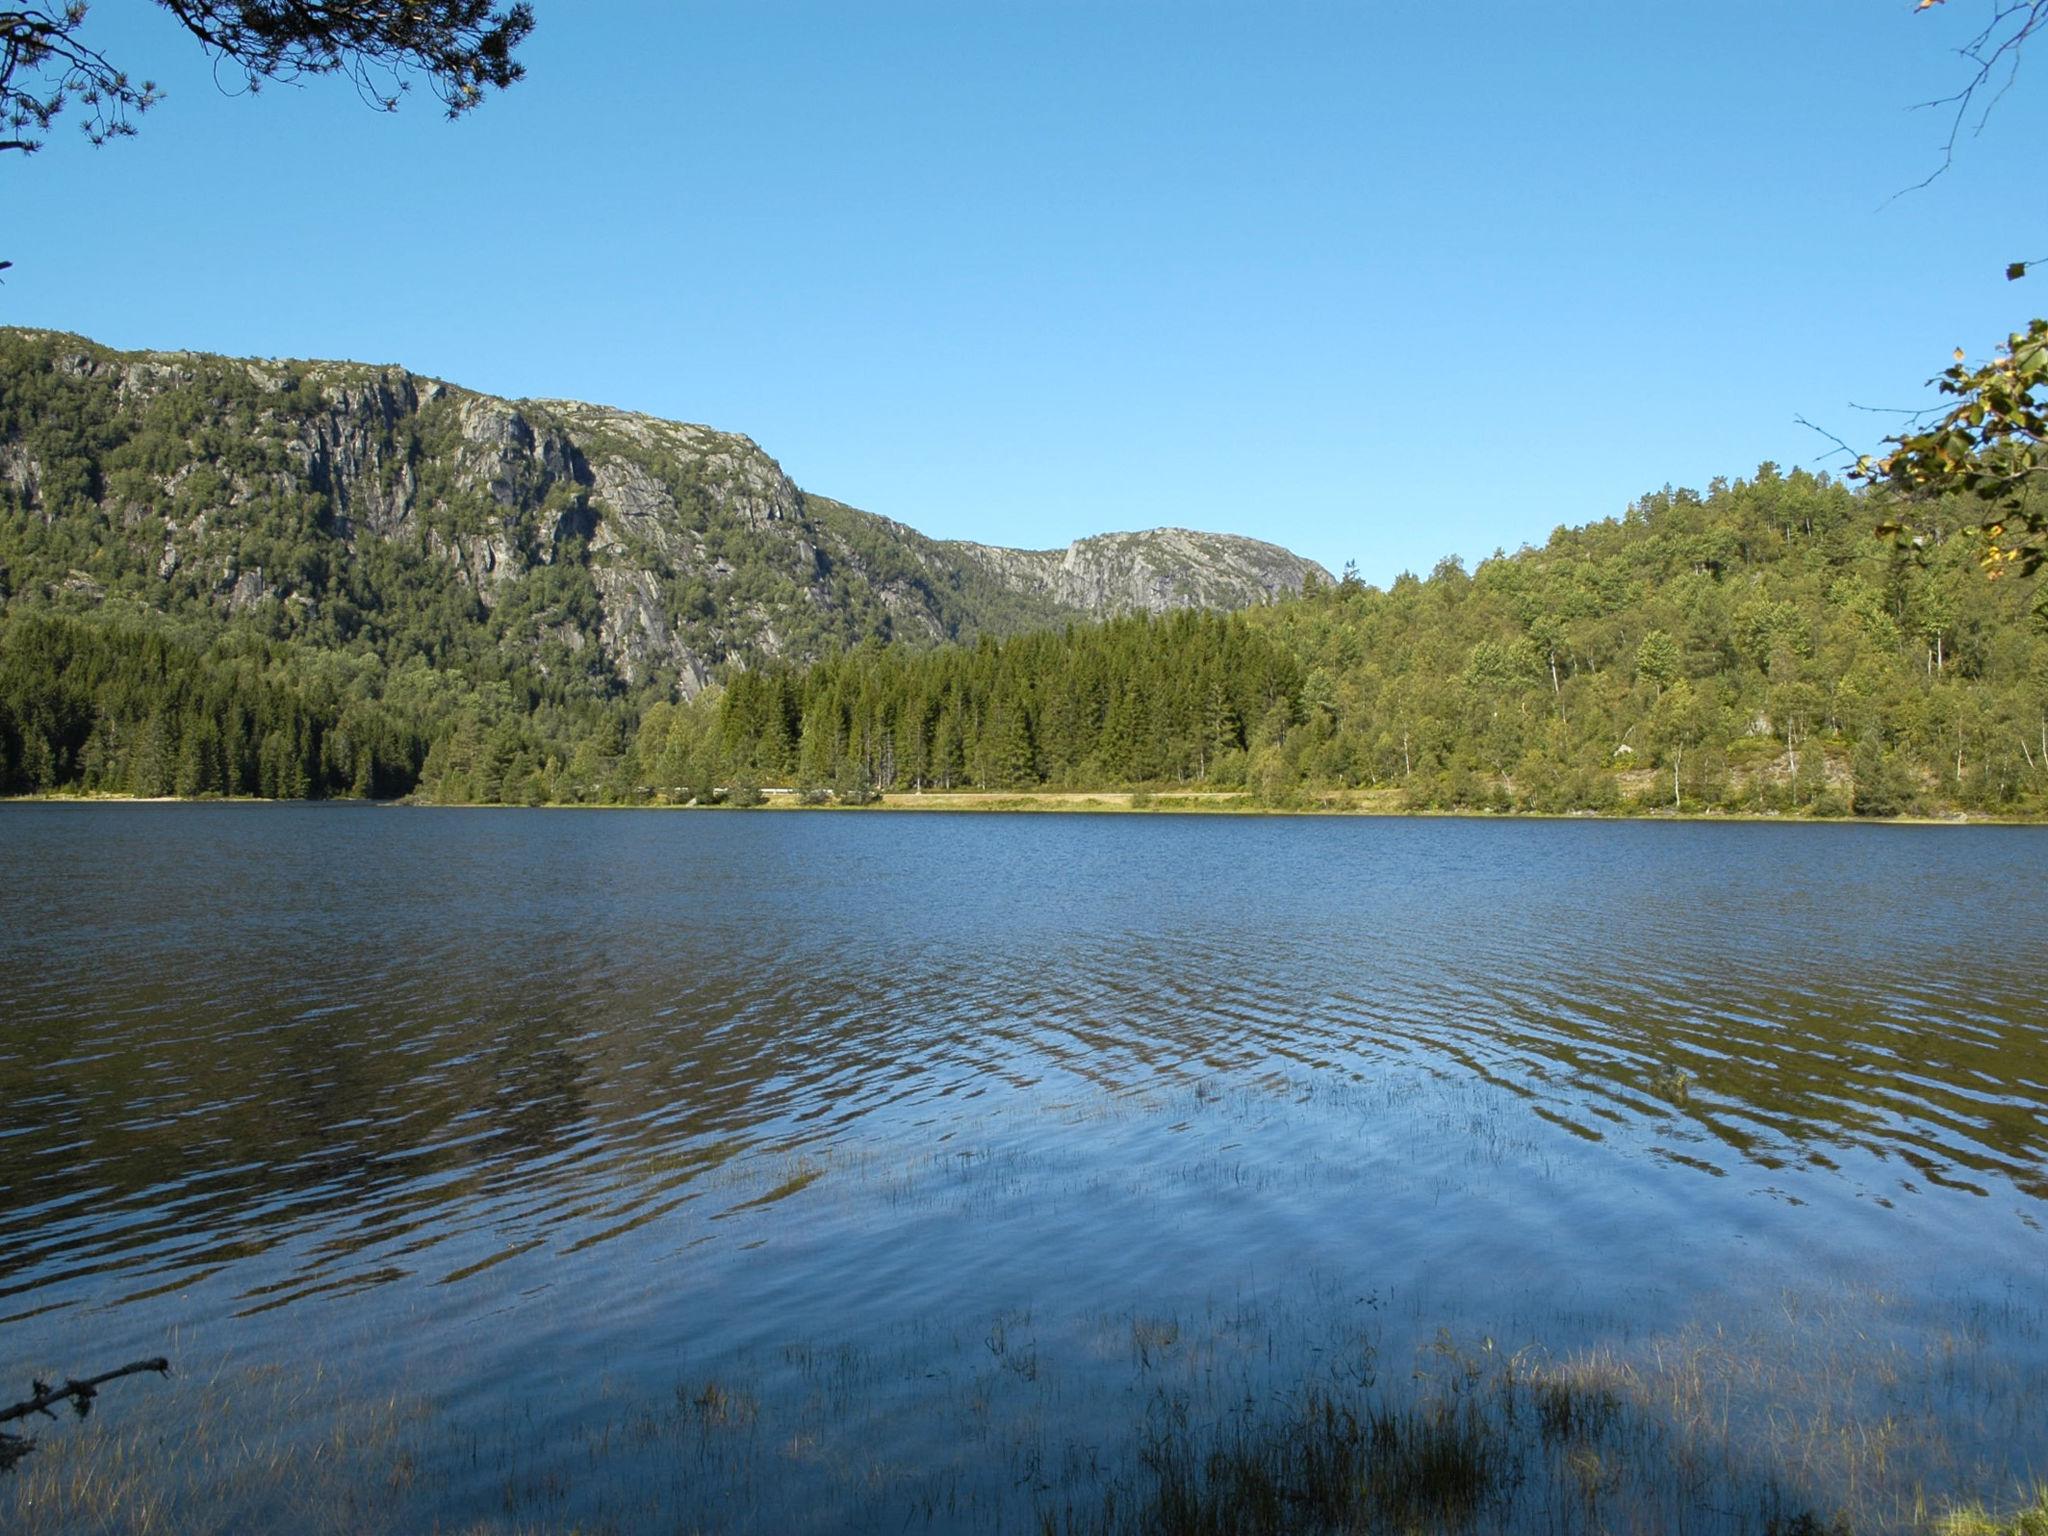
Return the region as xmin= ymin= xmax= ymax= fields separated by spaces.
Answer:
xmin=4 ymin=1296 xmax=2041 ymax=1535
xmin=1935 ymin=1491 xmax=2048 ymax=1536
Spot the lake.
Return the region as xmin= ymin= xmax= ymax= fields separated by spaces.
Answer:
xmin=2 ymin=806 xmax=2045 ymax=1532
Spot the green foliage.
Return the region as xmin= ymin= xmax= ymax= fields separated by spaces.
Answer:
xmin=1849 ymin=738 xmax=1913 ymax=819
xmin=4 ymin=318 xmax=2044 ymax=817
xmin=1860 ymin=318 xmax=2048 ymax=577
xmin=713 ymin=467 xmax=2048 ymax=819
xmin=1937 ymin=1488 xmax=2048 ymax=1536
xmin=1633 ymin=629 xmax=1682 ymax=689
xmin=0 ymin=611 xmax=424 ymax=798
xmin=707 ymin=610 xmax=1298 ymax=798
xmin=0 ymin=1 xmax=533 ymax=173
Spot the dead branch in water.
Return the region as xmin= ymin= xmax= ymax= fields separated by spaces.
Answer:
xmin=1 ymin=1358 xmax=170 ymax=1470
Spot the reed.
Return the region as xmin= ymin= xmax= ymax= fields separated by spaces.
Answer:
xmin=4 ymin=1295 xmax=2039 ymax=1535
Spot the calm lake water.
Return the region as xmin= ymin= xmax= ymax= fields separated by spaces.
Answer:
xmin=2 ymin=806 xmax=2045 ymax=1531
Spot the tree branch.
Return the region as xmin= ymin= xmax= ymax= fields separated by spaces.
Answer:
xmin=1903 ymin=0 xmax=2048 ymax=188
xmin=0 ymin=1357 xmax=171 ymax=1426
xmin=0 ymin=1357 xmax=170 ymax=1471
xmin=2 ymin=2 xmax=533 ymax=159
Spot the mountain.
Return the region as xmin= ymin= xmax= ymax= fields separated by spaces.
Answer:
xmin=0 ymin=329 xmax=1328 ymax=700
xmin=947 ymin=527 xmax=1329 ymax=616
xmin=6 ymin=328 xmax=2042 ymax=816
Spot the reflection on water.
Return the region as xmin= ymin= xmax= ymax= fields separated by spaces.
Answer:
xmin=1 ymin=806 xmax=2044 ymax=1527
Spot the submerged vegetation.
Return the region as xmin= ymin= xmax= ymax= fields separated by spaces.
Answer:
xmin=1937 ymin=1493 xmax=2048 ymax=1536
xmin=7 ymin=455 xmax=2043 ymax=816
xmin=4 ymin=1298 xmax=2038 ymax=1535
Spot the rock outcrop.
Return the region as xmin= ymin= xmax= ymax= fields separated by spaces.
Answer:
xmin=0 ymin=329 xmax=1331 ymax=696
xmin=950 ymin=528 xmax=1325 ymax=616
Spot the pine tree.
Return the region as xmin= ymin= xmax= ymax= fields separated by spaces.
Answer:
xmin=982 ymin=692 xmax=1036 ymax=789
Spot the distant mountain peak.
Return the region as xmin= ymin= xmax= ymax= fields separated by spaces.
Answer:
xmin=946 ymin=526 xmax=1329 ymax=617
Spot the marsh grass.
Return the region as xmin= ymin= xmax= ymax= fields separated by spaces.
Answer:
xmin=1119 ymin=1388 xmax=1504 ymax=1535
xmin=0 ymin=1357 xmax=438 ymax=1535
xmin=6 ymin=1287 xmax=2039 ymax=1535
xmin=5 ymin=1081 xmax=2035 ymax=1535
xmin=1056 ymin=1337 xmax=1865 ymax=1536
xmin=1935 ymin=1490 xmax=2048 ymax=1536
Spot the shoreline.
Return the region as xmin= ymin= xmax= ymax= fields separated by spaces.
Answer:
xmin=4 ymin=789 xmax=2042 ymax=826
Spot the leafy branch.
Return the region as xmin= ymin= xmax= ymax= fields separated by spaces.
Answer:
xmin=1 ymin=4 xmax=162 ymax=155
xmin=155 ymin=1 xmax=534 ymax=118
xmin=1854 ymin=318 xmax=2048 ymax=577
xmin=1 ymin=1 xmax=533 ymax=162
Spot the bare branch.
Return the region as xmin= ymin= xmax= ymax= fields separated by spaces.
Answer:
xmin=1793 ymin=415 xmax=1862 ymax=464
xmin=1904 ymin=0 xmax=2048 ymax=187
xmin=0 ymin=1357 xmax=171 ymax=1472
xmin=0 ymin=1356 xmax=172 ymax=1426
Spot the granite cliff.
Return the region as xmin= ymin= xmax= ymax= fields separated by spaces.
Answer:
xmin=0 ymin=329 xmax=1329 ymax=698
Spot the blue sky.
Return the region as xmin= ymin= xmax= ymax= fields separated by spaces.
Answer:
xmin=7 ymin=2 xmax=2045 ymax=583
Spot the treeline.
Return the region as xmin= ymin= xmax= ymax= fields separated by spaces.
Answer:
xmin=6 ymin=464 xmax=2047 ymax=817
xmin=1240 ymin=466 xmax=2048 ymax=816
xmin=694 ymin=466 xmax=2048 ymax=817
xmin=723 ymin=611 xmax=1297 ymax=791
xmin=0 ymin=614 xmax=424 ymax=798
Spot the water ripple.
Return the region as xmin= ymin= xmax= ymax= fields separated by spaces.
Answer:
xmin=1 ymin=807 xmax=2045 ymax=1355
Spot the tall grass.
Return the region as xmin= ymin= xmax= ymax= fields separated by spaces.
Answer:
xmin=1935 ymin=1490 xmax=2048 ymax=1536
xmin=3 ymin=1293 xmax=2039 ymax=1534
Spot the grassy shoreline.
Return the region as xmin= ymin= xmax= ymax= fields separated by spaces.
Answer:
xmin=6 ymin=1303 xmax=2043 ymax=1535
xmin=6 ymin=788 xmax=2044 ymax=825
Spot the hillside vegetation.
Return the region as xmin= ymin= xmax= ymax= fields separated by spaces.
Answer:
xmin=702 ymin=466 xmax=2048 ymax=818
xmin=2 ymin=328 xmax=2043 ymax=815
xmin=0 ymin=329 xmax=1323 ymax=800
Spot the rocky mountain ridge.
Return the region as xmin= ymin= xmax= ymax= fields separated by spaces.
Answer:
xmin=0 ymin=329 xmax=1329 ymax=699
xmin=951 ymin=527 xmax=1329 ymax=617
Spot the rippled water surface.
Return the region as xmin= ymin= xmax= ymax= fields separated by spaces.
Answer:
xmin=3 ymin=806 xmax=2045 ymax=1529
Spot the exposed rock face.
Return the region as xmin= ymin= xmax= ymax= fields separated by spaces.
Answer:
xmin=0 ymin=329 xmax=1331 ymax=695
xmin=949 ymin=528 xmax=1326 ymax=616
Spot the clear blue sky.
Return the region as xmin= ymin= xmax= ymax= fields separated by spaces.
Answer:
xmin=7 ymin=1 xmax=2044 ymax=584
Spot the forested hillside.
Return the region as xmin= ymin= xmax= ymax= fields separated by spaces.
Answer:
xmin=699 ymin=466 xmax=2048 ymax=818
xmin=0 ymin=328 xmax=1324 ymax=799
xmin=3 ymin=325 xmax=2043 ymax=813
